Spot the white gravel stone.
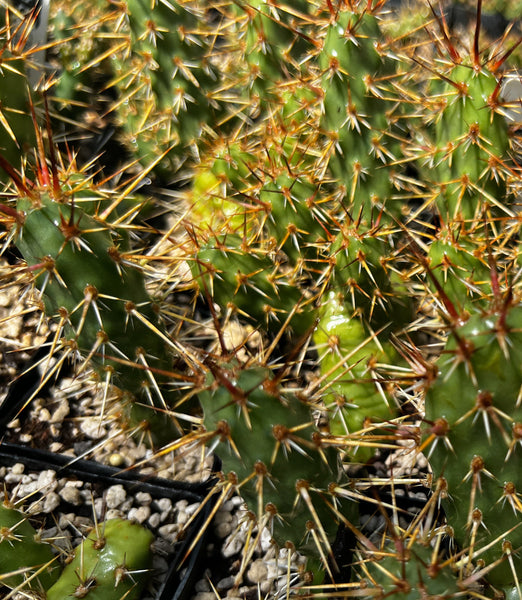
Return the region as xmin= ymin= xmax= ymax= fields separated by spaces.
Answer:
xmin=222 ymin=535 xmax=244 ymax=558
xmin=80 ymin=416 xmax=107 ymax=439
xmin=105 ymin=508 xmax=124 ymax=520
xmin=43 ymin=492 xmax=61 ymax=513
xmin=59 ymin=485 xmax=82 ymax=506
xmin=128 ymin=505 xmax=151 ymax=524
xmin=50 ymin=399 xmax=70 ymax=423
xmin=37 ymin=470 xmax=57 ymax=493
xmin=105 ymin=484 xmax=126 ymax=509
xmin=135 ymin=491 xmax=152 ymax=506
xmin=155 ymin=498 xmax=172 ymax=513
xmin=147 ymin=512 xmax=161 ymax=528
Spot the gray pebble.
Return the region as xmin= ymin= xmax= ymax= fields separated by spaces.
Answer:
xmin=215 ymin=520 xmax=233 ymax=539
xmin=216 ymin=575 xmax=236 ymax=591
xmin=158 ymin=523 xmax=179 ymax=544
xmin=194 ymin=578 xmax=211 ymax=592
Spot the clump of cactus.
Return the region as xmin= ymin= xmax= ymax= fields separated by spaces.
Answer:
xmin=2 ymin=0 xmax=522 ymax=597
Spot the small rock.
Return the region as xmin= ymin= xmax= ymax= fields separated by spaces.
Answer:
xmin=108 ymin=453 xmax=125 ymax=467
xmin=247 ymin=559 xmax=268 ymax=584
xmin=105 ymin=485 xmax=126 ymax=509
xmin=80 ymin=417 xmax=107 ymax=439
xmin=59 ymin=485 xmax=82 ymax=506
xmin=43 ymin=492 xmax=60 ymax=513
xmin=155 ymin=498 xmax=172 ymax=513
xmin=128 ymin=505 xmax=151 ymax=524
xmin=37 ymin=470 xmax=57 ymax=494
xmin=147 ymin=512 xmax=161 ymax=528
xmin=194 ymin=579 xmax=211 ymax=593
xmin=135 ymin=492 xmax=152 ymax=506
xmin=158 ymin=523 xmax=179 ymax=544
xmin=216 ymin=575 xmax=236 ymax=591
xmin=222 ymin=535 xmax=244 ymax=558
xmin=215 ymin=520 xmax=233 ymax=539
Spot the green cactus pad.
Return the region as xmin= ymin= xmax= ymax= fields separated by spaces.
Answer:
xmin=0 ymin=503 xmax=60 ymax=592
xmin=199 ymin=361 xmax=349 ymax=555
xmin=193 ymin=234 xmax=315 ymax=336
xmin=425 ymin=303 xmax=522 ymax=587
xmin=14 ymin=188 xmax=181 ymax=444
xmin=46 ymin=519 xmax=153 ymax=600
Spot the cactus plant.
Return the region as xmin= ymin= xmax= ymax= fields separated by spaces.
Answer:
xmin=0 ymin=149 xmax=190 ymax=445
xmin=0 ymin=503 xmax=153 ymax=600
xmin=198 ymin=358 xmax=352 ymax=564
xmin=0 ymin=4 xmax=37 ymax=175
xmin=3 ymin=0 xmax=522 ymax=596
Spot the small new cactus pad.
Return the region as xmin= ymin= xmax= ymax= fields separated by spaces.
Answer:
xmin=313 ymin=290 xmax=400 ymax=464
xmin=0 ymin=503 xmax=60 ymax=592
xmin=46 ymin=518 xmax=154 ymax=600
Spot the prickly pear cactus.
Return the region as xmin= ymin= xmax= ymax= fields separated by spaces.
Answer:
xmin=425 ymin=296 xmax=522 ymax=592
xmin=199 ymin=360 xmax=354 ymax=562
xmin=319 ymin=3 xmax=402 ymax=223
xmin=426 ymin=62 xmax=513 ymax=223
xmin=4 ymin=165 xmax=184 ymax=444
xmin=192 ymin=233 xmax=316 ymax=336
xmin=46 ymin=519 xmax=153 ymax=600
xmin=313 ymin=290 xmax=401 ymax=464
xmin=113 ymin=0 xmax=231 ymax=178
xmin=0 ymin=503 xmax=60 ymax=592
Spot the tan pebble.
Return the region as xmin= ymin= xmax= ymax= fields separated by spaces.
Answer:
xmin=109 ymin=453 xmax=125 ymax=467
xmin=247 ymin=559 xmax=268 ymax=584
